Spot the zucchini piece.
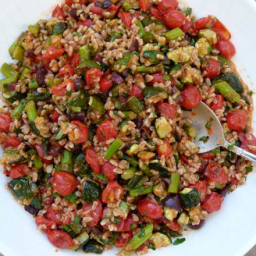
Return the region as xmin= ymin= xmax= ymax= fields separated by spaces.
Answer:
xmin=72 ymin=232 xmax=89 ymax=251
xmin=83 ymin=240 xmax=104 ymax=254
xmin=167 ymin=46 xmax=194 ymax=63
xmin=179 ymin=188 xmax=200 ymax=209
xmin=8 ymin=177 xmax=33 ymax=201
xmin=150 ymin=232 xmax=171 ymax=249
xmin=195 ymin=38 xmax=211 ymax=58
xmin=216 ymin=73 xmax=244 ymax=93
xmin=67 ymin=91 xmax=88 ymax=113
xmin=82 ymin=180 xmax=101 ymax=202
xmin=165 ymin=28 xmax=184 ymax=41
xmin=89 ymin=96 xmax=105 ymax=114
xmin=123 ymin=96 xmax=144 ymax=114
xmin=198 ymin=29 xmax=217 ymax=45
xmin=155 ymin=117 xmax=171 ymax=139
xmin=143 ymin=50 xmax=163 ymax=64
xmin=148 ymin=162 xmax=169 ymax=177
xmin=143 ymin=87 xmax=167 ymax=99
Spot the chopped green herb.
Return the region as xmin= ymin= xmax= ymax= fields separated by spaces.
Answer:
xmin=173 ymin=238 xmax=186 ymax=245
xmin=199 ymin=136 xmax=209 ymax=143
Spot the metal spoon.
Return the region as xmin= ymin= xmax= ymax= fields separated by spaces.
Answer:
xmin=183 ymin=101 xmax=256 ymax=162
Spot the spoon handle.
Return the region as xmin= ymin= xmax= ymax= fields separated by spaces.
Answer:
xmin=224 ymin=141 xmax=256 ymax=163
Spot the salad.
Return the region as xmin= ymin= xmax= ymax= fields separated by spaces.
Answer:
xmin=0 ymin=0 xmax=255 ymax=255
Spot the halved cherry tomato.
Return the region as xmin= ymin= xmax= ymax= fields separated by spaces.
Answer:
xmin=156 ymin=140 xmax=172 ymax=158
xmin=116 ymin=215 xmax=139 ymax=232
xmin=102 ymin=161 xmax=116 ymax=181
xmin=192 ymin=180 xmax=207 ymax=201
xmin=8 ymin=164 xmax=31 ymax=179
xmin=215 ymin=40 xmax=236 ymax=59
xmin=180 ymin=85 xmax=201 ymax=109
xmin=96 ymin=120 xmax=118 ymax=142
xmin=90 ymin=5 xmax=103 ymax=16
xmin=199 ymin=152 xmax=216 ymax=160
xmin=212 ymin=19 xmax=231 ymax=41
xmin=0 ymin=113 xmax=11 ymax=132
xmin=139 ymin=0 xmax=151 ymax=12
xmin=104 ymin=4 xmax=121 ymax=18
xmin=203 ymin=59 xmax=221 ymax=79
xmin=162 ymin=218 xmax=180 ymax=232
xmin=150 ymin=7 xmax=161 ymax=19
xmin=120 ymin=11 xmax=132 ymax=28
xmin=148 ymin=73 xmax=164 ymax=86
xmin=202 ymin=192 xmax=224 ymax=213
xmin=65 ymin=0 xmax=73 ymax=6
xmin=85 ymin=147 xmax=101 ymax=174
xmin=82 ymin=200 xmax=103 ymax=227
xmin=115 ymin=232 xmax=132 ymax=247
xmin=205 ymin=161 xmax=228 ymax=185
xmin=227 ymin=109 xmax=248 ymax=132
xmin=181 ymin=20 xmax=196 ymax=36
xmin=131 ymin=85 xmax=143 ymax=99
xmin=51 ymin=79 xmax=75 ymax=97
xmin=46 ymin=206 xmax=64 ymax=225
xmin=85 ymin=68 xmax=103 ymax=88
xmin=68 ymin=121 xmax=89 ymax=144
xmin=47 ymin=230 xmax=73 ymax=249
xmin=78 ymin=20 xmax=94 ymax=27
xmin=163 ymin=9 xmax=185 ymax=29
xmin=209 ymin=95 xmax=224 ymax=111
xmin=0 ymin=133 xmax=21 ymax=148
xmin=35 ymin=216 xmax=55 ymax=231
xmin=35 ymin=144 xmax=52 ymax=164
xmin=157 ymin=102 xmax=177 ymax=119
xmin=50 ymin=110 xmax=61 ymax=122
xmin=43 ymin=47 xmax=65 ymax=61
xmin=158 ymin=0 xmax=178 ymax=11
xmin=70 ymin=53 xmax=80 ymax=68
xmin=194 ymin=16 xmax=211 ymax=30
xmin=52 ymin=5 xmax=65 ymax=19
xmin=239 ymin=133 xmax=256 ymax=154
xmin=53 ymin=171 xmax=77 ymax=196
xmin=138 ymin=199 xmax=163 ymax=219
xmin=102 ymin=181 xmax=124 ymax=203
xmin=59 ymin=64 xmax=74 ymax=77
xmin=100 ymin=77 xmax=113 ymax=92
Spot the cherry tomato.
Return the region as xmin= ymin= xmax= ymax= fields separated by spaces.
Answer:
xmin=0 ymin=113 xmax=11 ymax=132
xmin=199 ymin=152 xmax=216 ymax=160
xmin=227 ymin=109 xmax=248 ymax=132
xmin=82 ymin=200 xmax=103 ymax=227
xmin=157 ymin=102 xmax=177 ymax=119
xmin=192 ymin=180 xmax=207 ymax=201
xmin=43 ymin=47 xmax=65 ymax=61
xmin=35 ymin=216 xmax=55 ymax=231
xmin=53 ymin=171 xmax=77 ymax=196
xmin=181 ymin=20 xmax=197 ymax=36
xmin=139 ymin=0 xmax=151 ymax=12
xmin=46 ymin=205 xmax=71 ymax=225
xmin=8 ymin=164 xmax=31 ymax=179
xmin=120 ymin=11 xmax=132 ymax=28
xmin=90 ymin=5 xmax=103 ymax=16
xmin=209 ymin=95 xmax=224 ymax=111
xmin=69 ymin=53 xmax=80 ymax=68
xmin=158 ymin=0 xmax=178 ymax=11
xmin=212 ymin=19 xmax=231 ymax=41
xmin=59 ymin=64 xmax=74 ymax=77
xmin=68 ymin=121 xmax=89 ymax=144
xmin=202 ymin=192 xmax=224 ymax=213
xmin=215 ymin=40 xmax=236 ymax=59
xmin=47 ymin=230 xmax=73 ymax=249
xmin=239 ymin=133 xmax=256 ymax=154
xmin=180 ymin=85 xmax=201 ymax=109
xmin=131 ymin=85 xmax=143 ymax=99
xmin=0 ymin=133 xmax=21 ymax=148
xmin=102 ymin=161 xmax=116 ymax=181
xmin=100 ymin=77 xmax=113 ymax=92
xmin=148 ymin=73 xmax=164 ymax=86
xmin=115 ymin=232 xmax=132 ymax=247
xmin=138 ymin=199 xmax=163 ymax=219
xmin=150 ymin=7 xmax=161 ymax=19
xmin=52 ymin=5 xmax=65 ymax=19
xmin=50 ymin=110 xmax=61 ymax=122
xmin=85 ymin=68 xmax=103 ymax=88
xmin=116 ymin=215 xmax=138 ymax=232
xmin=78 ymin=20 xmax=94 ymax=27
xmin=163 ymin=9 xmax=186 ymax=29
xmin=156 ymin=140 xmax=172 ymax=158
xmin=162 ymin=218 xmax=180 ymax=232
xmin=85 ymin=147 xmax=101 ymax=174
xmin=96 ymin=120 xmax=118 ymax=142
xmin=205 ymin=161 xmax=228 ymax=185
xmin=102 ymin=181 xmax=124 ymax=203
xmin=104 ymin=4 xmax=121 ymax=18
xmin=65 ymin=0 xmax=73 ymax=6
xmin=194 ymin=16 xmax=211 ymax=30
xmin=203 ymin=59 xmax=221 ymax=79
xmin=51 ymin=79 xmax=75 ymax=97
xmin=35 ymin=144 xmax=52 ymax=164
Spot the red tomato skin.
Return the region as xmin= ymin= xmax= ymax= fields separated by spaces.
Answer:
xmin=199 ymin=152 xmax=216 ymax=160
xmin=162 ymin=218 xmax=180 ymax=232
xmin=9 ymin=164 xmax=31 ymax=179
xmin=70 ymin=53 xmax=80 ymax=68
xmin=194 ymin=16 xmax=211 ymax=30
xmin=46 ymin=206 xmax=69 ymax=225
xmin=209 ymin=95 xmax=224 ymax=111
xmin=181 ymin=20 xmax=197 ymax=36
xmin=85 ymin=147 xmax=101 ymax=174
xmin=96 ymin=120 xmax=118 ymax=142
xmin=138 ymin=199 xmax=163 ymax=219
xmin=52 ymin=5 xmax=65 ymax=19
xmin=69 ymin=121 xmax=89 ymax=144
xmin=115 ymin=232 xmax=132 ymax=247
xmin=35 ymin=144 xmax=52 ymax=164
xmin=0 ymin=133 xmax=21 ymax=148
xmin=102 ymin=162 xmax=116 ymax=181
xmin=51 ymin=110 xmax=61 ymax=122
xmin=216 ymin=40 xmax=236 ymax=59
xmin=202 ymin=192 xmax=224 ymax=213
xmin=65 ymin=0 xmax=73 ymax=6
xmin=43 ymin=47 xmax=65 ymax=61
xmin=86 ymin=68 xmax=103 ymax=88
xmin=157 ymin=102 xmax=177 ymax=119
xmin=78 ymin=20 xmax=94 ymax=27
xmin=131 ymin=85 xmax=143 ymax=99
xmin=148 ymin=73 xmax=164 ymax=86
xmin=227 ymin=110 xmax=248 ymax=132
xmin=150 ymin=7 xmax=161 ymax=19
xmin=59 ymin=64 xmax=74 ymax=77
xmin=212 ymin=19 xmax=231 ymax=41
xmin=120 ymin=11 xmax=132 ymax=28
xmin=139 ymin=0 xmax=151 ymax=12
xmin=203 ymin=59 xmax=221 ymax=79
xmin=205 ymin=161 xmax=228 ymax=185
xmin=239 ymin=133 xmax=256 ymax=154
xmin=90 ymin=5 xmax=103 ymax=16
xmin=0 ymin=113 xmax=11 ymax=132
xmin=47 ymin=230 xmax=73 ymax=249
xmin=158 ymin=0 xmax=178 ymax=11
xmin=156 ymin=140 xmax=172 ymax=158
xmin=192 ymin=180 xmax=207 ymax=201
xmin=53 ymin=171 xmax=77 ymax=197
xmin=102 ymin=181 xmax=124 ymax=203
xmin=180 ymin=85 xmax=202 ymax=109
xmin=163 ymin=9 xmax=186 ymax=29
xmin=82 ymin=200 xmax=103 ymax=227
xmin=116 ymin=215 xmax=138 ymax=232
xmin=51 ymin=79 xmax=75 ymax=97
xmin=35 ymin=216 xmax=55 ymax=231
xmin=100 ymin=77 xmax=113 ymax=92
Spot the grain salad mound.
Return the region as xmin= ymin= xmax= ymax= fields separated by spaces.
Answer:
xmin=0 ymin=0 xmax=255 ymax=254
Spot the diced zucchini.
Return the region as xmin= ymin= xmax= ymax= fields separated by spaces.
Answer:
xmin=72 ymin=232 xmax=89 ymax=251
xmin=179 ymin=188 xmax=200 ymax=209
xmin=167 ymin=46 xmax=194 ymax=63
xmin=216 ymin=73 xmax=244 ymax=94
xmin=121 ymin=167 xmax=136 ymax=180
xmin=124 ymin=96 xmax=144 ymax=114
xmin=165 ymin=28 xmax=184 ymax=41
xmin=126 ymin=144 xmax=139 ymax=156
xmin=143 ymin=50 xmax=163 ymax=64
xmin=177 ymin=212 xmax=189 ymax=225
xmin=83 ymin=240 xmax=104 ymax=254
xmin=143 ymin=87 xmax=168 ymax=100
xmin=185 ymin=125 xmax=197 ymax=138
xmin=8 ymin=177 xmax=33 ymax=201
xmin=120 ymin=120 xmax=129 ymax=135
xmin=195 ymin=38 xmax=211 ymax=58
xmin=155 ymin=117 xmax=171 ymax=139
xmin=164 ymin=207 xmax=178 ymax=221
xmin=198 ymin=29 xmax=217 ymax=45
xmin=150 ymin=232 xmax=171 ymax=249
xmin=148 ymin=162 xmax=169 ymax=177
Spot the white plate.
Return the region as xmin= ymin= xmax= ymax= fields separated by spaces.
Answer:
xmin=0 ymin=0 xmax=256 ymax=255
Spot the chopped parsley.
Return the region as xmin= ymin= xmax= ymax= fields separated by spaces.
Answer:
xmin=173 ymin=238 xmax=186 ymax=245
xmin=199 ymin=136 xmax=209 ymax=143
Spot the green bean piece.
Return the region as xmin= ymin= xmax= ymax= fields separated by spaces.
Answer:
xmin=9 ymin=41 xmax=24 ymax=62
xmin=136 ymin=66 xmax=154 ymax=73
xmin=11 ymin=99 xmax=28 ymax=119
xmin=104 ymin=138 xmax=124 ymax=160
xmin=25 ymin=101 xmax=37 ymax=121
xmin=61 ymin=150 xmax=73 ymax=171
xmin=136 ymin=21 xmax=145 ymax=37
xmin=33 ymin=155 xmax=43 ymax=169
xmin=130 ymin=186 xmax=153 ymax=197
xmin=122 ymin=154 xmax=138 ymax=167
xmin=89 ymin=96 xmax=105 ymax=114
xmin=214 ymin=80 xmax=241 ymax=103
xmin=79 ymin=44 xmax=90 ymax=61
xmin=77 ymin=59 xmax=101 ymax=69
xmin=55 ymin=130 xmax=63 ymax=140
xmin=143 ymin=50 xmax=163 ymax=64
xmin=1 ymin=63 xmax=19 ymax=82
xmin=122 ymin=1 xmax=132 ymax=11
xmin=28 ymin=24 xmax=40 ymax=36
xmin=29 ymin=79 xmax=39 ymax=89
xmin=20 ymin=67 xmax=31 ymax=80
xmin=168 ymin=173 xmax=180 ymax=193
xmin=165 ymin=28 xmax=184 ymax=41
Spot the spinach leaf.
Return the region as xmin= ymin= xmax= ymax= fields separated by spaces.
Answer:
xmin=82 ymin=180 xmax=101 ymax=202
xmin=8 ymin=177 xmax=33 ymax=200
